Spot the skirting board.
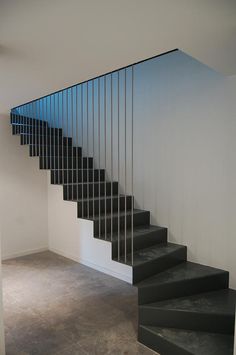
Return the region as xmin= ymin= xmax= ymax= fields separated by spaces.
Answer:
xmin=1 ymin=247 xmax=48 ymax=261
xmin=50 ymin=247 xmax=132 ymax=284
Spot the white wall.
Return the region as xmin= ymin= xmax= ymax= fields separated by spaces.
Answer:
xmin=47 ymin=176 xmax=132 ymax=283
xmin=0 ymin=238 xmax=5 ymax=355
xmin=0 ymin=115 xmax=48 ymax=259
xmin=133 ymin=51 xmax=236 ymax=288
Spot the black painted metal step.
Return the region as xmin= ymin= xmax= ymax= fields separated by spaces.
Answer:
xmin=20 ymin=134 xmax=72 ymax=145
xmin=29 ymin=144 xmax=82 ymax=157
xmin=77 ymin=194 xmax=133 ymax=218
xmin=40 ymin=156 xmax=93 ymax=169
xmin=137 ymin=261 xmax=229 ymax=305
xmin=12 ymin=124 xmax=62 ymax=136
xmin=111 ymin=225 xmax=168 ymax=259
xmin=50 ymin=169 xmax=105 ymax=184
xmin=64 ymin=181 xmax=118 ymax=200
xmin=139 ymin=288 xmax=236 ymax=334
xmin=93 ymin=209 xmax=150 ymax=239
xmin=138 ymin=325 xmax=234 ymax=355
xmin=116 ymin=242 xmax=187 ymax=283
xmin=11 ymin=114 xmax=48 ymax=126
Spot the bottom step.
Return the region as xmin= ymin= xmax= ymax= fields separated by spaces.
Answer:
xmin=138 ymin=325 xmax=234 ymax=355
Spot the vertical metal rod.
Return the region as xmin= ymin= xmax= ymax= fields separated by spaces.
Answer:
xmin=45 ymin=98 xmax=48 ymax=171
xmin=76 ymin=86 xmax=79 ymax=209
xmin=43 ymin=98 xmax=46 ymax=169
xmin=40 ymin=99 xmax=43 ymax=169
xmin=98 ymin=78 xmax=101 ymax=238
xmin=131 ymin=66 xmax=134 ymax=265
xmin=110 ymin=73 xmax=113 ymax=242
xmin=71 ymin=88 xmax=74 ymax=201
xmin=81 ymin=85 xmax=84 ymax=218
xmin=67 ymin=89 xmax=69 ymax=200
xmin=104 ymin=76 xmax=107 ymax=240
xmin=62 ymin=92 xmax=64 ymax=186
xmin=124 ymin=68 xmax=127 ymax=263
xmin=87 ymin=82 xmax=89 ymax=218
xmin=92 ymin=81 xmax=95 ymax=220
xmin=23 ymin=105 xmax=25 ymax=144
xmin=117 ymin=71 xmax=120 ymax=261
xmin=49 ymin=95 xmax=52 ymax=171
xmin=54 ymin=95 xmax=56 ymax=184
xmin=38 ymin=100 xmax=40 ymax=166
xmin=57 ymin=93 xmax=60 ymax=185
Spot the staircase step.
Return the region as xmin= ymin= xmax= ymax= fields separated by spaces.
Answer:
xmin=29 ymin=144 xmax=82 ymax=157
xmin=111 ymin=225 xmax=168 ymax=258
xmin=139 ymin=289 xmax=236 ymax=334
xmin=93 ymin=209 xmax=150 ymax=239
xmin=51 ymin=169 xmax=105 ymax=184
xmin=12 ymin=124 xmax=62 ymax=136
xmin=64 ymin=182 xmax=118 ymax=200
xmin=39 ymin=156 xmax=93 ymax=169
xmin=117 ymin=242 xmax=187 ymax=283
xmin=77 ymin=195 xmax=133 ymax=218
xmin=20 ymin=134 xmax=72 ymax=145
xmin=138 ymin=325 xmax=234 ymax=355
xmin=11 ymin=114 xmax=47 ymax=127
xmin=137 ymin=261 xmax=229 ymax=305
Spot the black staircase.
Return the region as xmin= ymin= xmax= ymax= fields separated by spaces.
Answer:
xmin=10 ymin=50 xmax=235 ymax=354
xmin=10 ymin=112 xmax=235 ymax=355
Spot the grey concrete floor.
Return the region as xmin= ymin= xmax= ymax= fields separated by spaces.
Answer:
xmin=2 ymin=251 xmax=157 ymax=355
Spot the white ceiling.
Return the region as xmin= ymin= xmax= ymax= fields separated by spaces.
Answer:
xmin=0 ymin=0 xmax=236 ymax=114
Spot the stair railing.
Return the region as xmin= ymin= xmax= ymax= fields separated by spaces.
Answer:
xmin=11 ymin=67 xmax=134 ymax=265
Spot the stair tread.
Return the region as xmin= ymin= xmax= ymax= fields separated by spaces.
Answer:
xmin=115 ymin=242 xmax=185 ymax=266
xmin=12 ymin=122 xmax=48 ymax=127
xmin=50 ymin=168 xmax=105 ymax=171
xmin=77 ymin=194 xmax=132 ymax=202
xmin=98 ymin=224 xmax=166 ymax=241
xmin=137 ymin=261 xmax=228 ymax=288
xmin=64 ymin=181 xmax=115 ymax=186
xmin=93 ymin=208 xmax=148 ymax=221
xmin=140 ymin=325 xmax=234 ymax=355
xmin=141 ymin=289 xmax=236 ymax=315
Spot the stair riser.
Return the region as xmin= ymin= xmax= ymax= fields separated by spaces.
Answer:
xmin=12 ymin=125 xmax=62 ymax=136
xmin=51 ymin=170 xmax=105 ymax=184
xmin=29 ymin=145 xmax=82 ymax=157
xmin=112 ymin=228 xmax=167 ymax=258
xmin=20 ymin=135 xmax=72 ymax=145
xmin=133 ymin=247 xmax=187 ymax=284
xmin=138 ymin=326 xmax=191 ymax=355
xmin=11 ymin=115 xmax=47 ymax=127
xmin=138 ymin=272 xmax=229 ymax=305
xmin=77 ymin=196 xmax=133 ymax=218
xmin=93 ymin=211 xmax=150 ymax=237
xmin=40 ymin=157 xmax=93 ymax=169
xmin=64 ymin=182 xmax=118 ymax=200
xmin=139 ymin=308 xmax=235 ymax=334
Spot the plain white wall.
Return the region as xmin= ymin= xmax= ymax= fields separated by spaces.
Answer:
xmin=133 ymin=51 xmax=236 ymax=288
xmin=0 ymin=115 xmax=48 ymax=259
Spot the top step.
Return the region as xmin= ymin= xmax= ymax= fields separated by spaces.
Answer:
xmin=11 ymin=114 xmax=48 ymax=127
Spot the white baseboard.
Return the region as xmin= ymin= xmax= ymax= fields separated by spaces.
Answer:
xmin=49 ymin=247 xmax=132 ymax=284
xmin=1 ymin=247 xmax=48 ymax=261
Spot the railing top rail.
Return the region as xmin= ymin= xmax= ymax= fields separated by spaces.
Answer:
xmin=12 ymin=49 xmax=178 ymax=110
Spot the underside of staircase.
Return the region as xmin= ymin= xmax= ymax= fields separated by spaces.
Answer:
xmin=10 ymin=113 xmax=236 ymax=355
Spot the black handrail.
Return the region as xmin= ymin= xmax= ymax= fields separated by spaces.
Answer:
xmin=11 ymin=48 xmax=178 ymax=110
